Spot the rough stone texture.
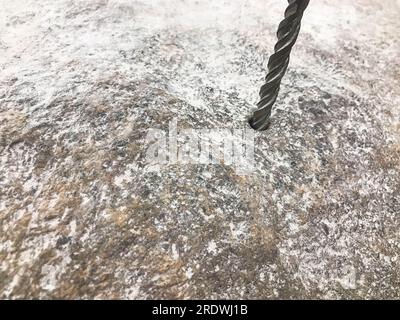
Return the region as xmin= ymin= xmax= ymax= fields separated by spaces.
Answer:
xmin=1 ymin=0 xmax=399 ymax=299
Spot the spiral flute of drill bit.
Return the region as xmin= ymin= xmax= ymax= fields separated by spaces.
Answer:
xmin=249 ymin=0 xmax=309 ymax=131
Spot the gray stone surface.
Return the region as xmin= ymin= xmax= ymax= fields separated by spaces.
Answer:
xmin=0 ymin=0 xmax=399 ymax=299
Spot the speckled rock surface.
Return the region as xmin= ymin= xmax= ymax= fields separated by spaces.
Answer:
xmin=1 ymin=0 xmax=399 ymax=299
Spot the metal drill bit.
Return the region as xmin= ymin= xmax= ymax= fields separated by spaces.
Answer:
xmin=248 ymin=0 xmax=310 ymax=131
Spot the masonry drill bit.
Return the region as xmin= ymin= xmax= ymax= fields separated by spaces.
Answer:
xmin=248 ymin=0 xmax=310 ymax=131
